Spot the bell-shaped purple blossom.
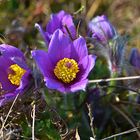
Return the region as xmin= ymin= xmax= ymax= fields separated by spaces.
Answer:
xmin=88 ymin=15 xmax=117 ymax=44
xmin=0 ymin=44 xmax=31 ymax=106
xmin=32 ymin=29 xmax=96 ymax=93
xmin=127 ymin=48 xmax=140 ymax=93
xmin=35 ymin=10 xmax=76 ymax=46
xmin=129 ymin=48 xmax=140 ymax=68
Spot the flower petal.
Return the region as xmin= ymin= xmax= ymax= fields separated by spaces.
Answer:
xmin=0 ymin=69 xmax=17 ymax=91
xmin=78 ymin=55 xmax=96 ymax=80
xmin=11 ymin=57 xmax=29 ymax=71
xmin=48 ymin=29 xmax=72 ymax=63
xmin=0 ymin=57 xmax=17 ymax=91
xmin=72 ymin=37 xmax=88 ymax=61
xmin=62 ymin=14 xmax=76 ymax=39
xmin=46 ymin=10 xmax=65 ymax=34
xmin=17 ymin=70 xmax=32 ymax=92
xmin=68 ymin=79 xmax=88 ymax=92
xmin=44 ymin=78 xmax=65 ymax=92
xmin=0 ymin=93 xmax=15 ymax=107
xmin=32 ymin=50 xmax=55 ymax=78
xmin=35 ymin=23 xmax=49 ymax=46
xmin=0 ymin=44 xmax=25 ymax=61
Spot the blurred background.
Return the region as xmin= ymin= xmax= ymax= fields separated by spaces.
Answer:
xmin=0 ymin=0 xmax=140 ymax=52
xmin=0 ymin=0 xmax=140 ymax=140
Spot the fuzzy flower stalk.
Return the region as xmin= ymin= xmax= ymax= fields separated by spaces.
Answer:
xmin=128 ymin=48 xmax=140 ymax=103
xmin=32 ymin=29 xmax=96 ymax=93
xmin=0 ymin=44 xmax=31 ymax=106
xmin=88 ymin=15 xmax=128 ymax=97
xmin=88 ymin=15 xmax=127 ymax=75
xmin=35 ymin=10 xmax=76 ymax=46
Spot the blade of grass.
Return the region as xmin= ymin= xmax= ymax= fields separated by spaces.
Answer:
xmin=89 ymin=75 xmax=140 ymax=83
xmin=101 ymin=127 xmax=140 ymax=140
xmin=0 ymin=93 xmax=19 ymax=137
xmin=111 ymin=104 xmax=140 ymax=139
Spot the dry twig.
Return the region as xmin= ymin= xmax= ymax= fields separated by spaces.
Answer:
xmin=0 ymin=94 xmax=19 ymax=137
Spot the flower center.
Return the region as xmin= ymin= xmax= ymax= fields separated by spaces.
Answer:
xmin=8 ymin=64 xmax=26 ymax=86
xmin=54 ymin=58 xmax=79 ymax=83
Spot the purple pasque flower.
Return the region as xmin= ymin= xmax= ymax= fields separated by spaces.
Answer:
xmin=88 ymin=15 xmax=117 ymax=44
xmin=129 ymin=48 xmax=140 ymax=68
xmin=32 ymin=29 xmax=96 ymax=93
xmin=0 ymin=44 xmax=31 ymax=106
xmin=35 ymin=10 xmax=76 ymax=46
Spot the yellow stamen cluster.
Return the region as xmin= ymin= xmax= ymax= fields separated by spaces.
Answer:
xmin=8 ymin=64 xmax=26 ymax=86
xmin=54 ymin=58 xmax=79 ymax=83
